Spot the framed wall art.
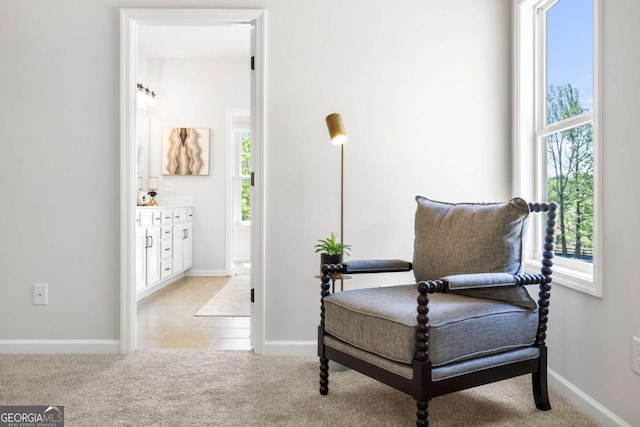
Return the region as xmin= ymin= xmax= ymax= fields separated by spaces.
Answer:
xmin=161 ymin=127 xmax=210 ymax=175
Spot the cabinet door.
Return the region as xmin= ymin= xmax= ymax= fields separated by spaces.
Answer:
xmin=172 ymin=224 xmax=184 ymax=273
xmin=135 ymin=227 xmax=147 ymax=292
xmin=146 ymin=226 xmax=161 ymax=286
xmin=183 ymin=222 xmax=193 ymax=271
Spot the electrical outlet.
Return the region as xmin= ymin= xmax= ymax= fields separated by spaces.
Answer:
xmin=634 ymin=337 xmax=640 ymax=375
xmin=165 ymin=181 xmax=173 ymax=191
xmin=33 ymin=283 xmax=48 ymax=305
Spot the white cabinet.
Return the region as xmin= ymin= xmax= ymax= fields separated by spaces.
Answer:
xmin=160 ymin=225 xmax=173 ymax=279
xmin=146 ymin=226 xmax=161 ymax=285
xmin=135 ymin=228 xmax=147 ymax=292
xmin=135 ymin=213 xmax=161 ymax=292
xmin=183 ymin=221 xmax=193 ymax=270
xmin=172 ymin=220 xmax=193 ymax=273
xmin=136 ymin=206 xmax=193 ymax=298
xmin=172 ymin=224 xmax=184 ymax=273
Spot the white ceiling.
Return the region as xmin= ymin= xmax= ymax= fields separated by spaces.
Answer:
xmin=138 ymin=25 xmax=251 ymax=59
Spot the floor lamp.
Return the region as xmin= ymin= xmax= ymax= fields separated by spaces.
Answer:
xmin=325 ymin=113 xmax=348 ymax=290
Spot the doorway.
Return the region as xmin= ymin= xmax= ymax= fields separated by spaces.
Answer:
xmin=120 ymin=9 xmax=265 ymax=354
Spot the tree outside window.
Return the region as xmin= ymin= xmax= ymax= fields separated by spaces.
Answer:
xmin=545 ymin=85 xmax=593 ymax=263
xmin=240 ymin=134 xmax=251 ymax=222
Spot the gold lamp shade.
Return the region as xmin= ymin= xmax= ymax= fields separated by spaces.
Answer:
xmin=326 ymin=113 xmax=348 ymax=145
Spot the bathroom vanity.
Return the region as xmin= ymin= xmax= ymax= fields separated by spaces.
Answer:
xmin=135 ymin=206 xmax=193 ymax=300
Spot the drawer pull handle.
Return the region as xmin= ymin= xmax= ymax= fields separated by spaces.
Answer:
xmin=165 ymin=248 xmax=170 ymax=251
xmin=148 ymin=236 xmax=153 ymax=248
xmin=164 ymin=268 xmax=170 ymax=271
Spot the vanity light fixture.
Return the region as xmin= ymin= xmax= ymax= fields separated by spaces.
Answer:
xmin=137 ymin=83 xmax=157 ymax=107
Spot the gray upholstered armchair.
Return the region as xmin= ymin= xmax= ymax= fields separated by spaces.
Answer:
xmin=318 ymin=197 xmax=557 ymax=426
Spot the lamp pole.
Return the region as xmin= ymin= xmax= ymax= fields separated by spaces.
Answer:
xmin=340 ymin=143 xmax=344 ymax=251
xmin=326 ymin=113 xmax=348 ymax=291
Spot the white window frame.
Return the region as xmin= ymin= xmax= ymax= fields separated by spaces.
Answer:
xmin=513 ymin=0 xmax=603 ymax=297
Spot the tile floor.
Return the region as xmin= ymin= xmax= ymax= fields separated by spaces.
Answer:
xmin=137 ymin=274 xmax=251 ymax=350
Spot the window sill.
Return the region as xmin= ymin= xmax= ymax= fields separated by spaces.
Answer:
xmin=233 ymin=222 xmax=251 ymax=230
xmin=524 ymin=259 xmax=602 ymax=298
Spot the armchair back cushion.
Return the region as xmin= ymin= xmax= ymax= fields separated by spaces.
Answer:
xmin=413 ymin=196 xmax=530 ymax=281
xmin=413 ymin=196 xmax=537 ymax=308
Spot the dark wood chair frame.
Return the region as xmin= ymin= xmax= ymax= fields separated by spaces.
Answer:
xmin=318 ymin=202 xmax=557 ymax=426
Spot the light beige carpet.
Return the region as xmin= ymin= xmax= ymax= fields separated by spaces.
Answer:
xmin=194 ymin=275 xmax=250 ymax=317
xmin=0 ymin=351 xmax=597 ymax=427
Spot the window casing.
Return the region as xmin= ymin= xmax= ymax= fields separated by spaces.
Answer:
xmin=513 ymin=0 xmax=602 ymax=296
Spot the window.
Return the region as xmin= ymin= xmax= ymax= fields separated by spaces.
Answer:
xmin=514 ymin=0 xmax=602 ymax=296
xmin=234 ymin=129 xmax=251 ymax=225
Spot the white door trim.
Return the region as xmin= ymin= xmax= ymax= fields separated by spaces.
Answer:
xmin=119 ymin=8 xmax=266 ymax=355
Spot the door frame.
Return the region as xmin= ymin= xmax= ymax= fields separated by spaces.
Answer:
xmin=120 ymin=8 xmax=266 ymax=354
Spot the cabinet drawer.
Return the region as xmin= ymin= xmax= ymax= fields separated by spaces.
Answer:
xmin=160 ymin=239 xmax=172 ymax=260
xmin=161 ymin=210 xmax=173 ymax=224
xmin=173 ymin=209 xmax=188 ymax=223
xmin=152 ymin=210 xmax=162 ymax=224
xmin=187 ymin=208 xmax=194 ymax=222
xmin=161 ymin=260 xmax=173 ymax=279
xmin=161 ymin=226 xmax=173 ymax=239
xmin=139 ymin=211 xmax=154 ymax=227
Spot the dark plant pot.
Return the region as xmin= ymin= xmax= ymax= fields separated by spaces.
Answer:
xmin=320 ymin=253 xmax=343 ymax=270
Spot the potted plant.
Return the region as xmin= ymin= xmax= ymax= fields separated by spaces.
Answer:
xmin=314 ymin=232 xmax=352 ymax=268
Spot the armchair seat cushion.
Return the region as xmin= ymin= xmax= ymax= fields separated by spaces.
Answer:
xmin=324 ymin=285 xmax=538 ymax=366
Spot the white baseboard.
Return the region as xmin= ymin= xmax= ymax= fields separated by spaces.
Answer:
xmin=0 ymin=339 xmax=120 ymax=354
xmin=137 ymin=273 xmax=185 ymax=301
xmin=186 ymin=269 xmax=228 ymax=277
xmin=549 ymin=368 xmax=631 ymax=427
xmin=263 ymin=340 xmax=316 ymax=356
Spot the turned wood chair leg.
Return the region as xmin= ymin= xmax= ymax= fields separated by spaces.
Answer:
xmin=416 ymin=401 xmax=428 ymax=426
xmin=532 ymin=347 xmax=551 ymax=410
xmin=319 ymin=357 xmax=329 ymax=395
xmin=532 ymin=369 xmax=551 ymax=410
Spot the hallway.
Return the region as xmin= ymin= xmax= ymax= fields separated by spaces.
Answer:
xmin=137 ymin=274 xmax=251 ymax=350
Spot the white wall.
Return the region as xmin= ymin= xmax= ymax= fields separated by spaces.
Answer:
xmin=0 ymin=0 xmax=510 ymax=342
xmin=544 ymin=1 xmax=640 ymax=425
xmin=232 ymin=227 xmax=250 ymax=262
xmin=264 ymin=0 xmax=512 ymax=341
xmin=147 ymin=57 xmax=249 ymax=273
